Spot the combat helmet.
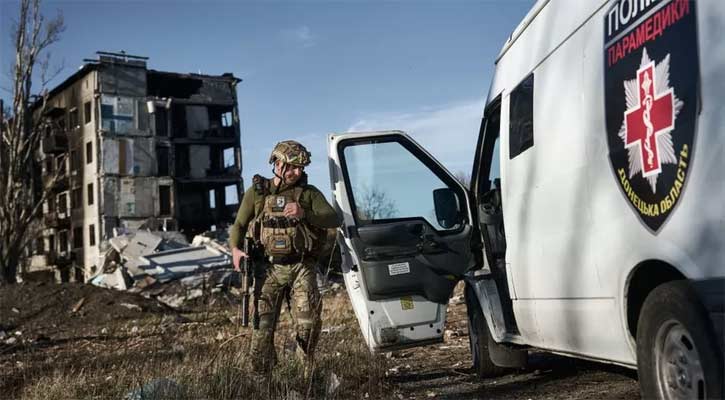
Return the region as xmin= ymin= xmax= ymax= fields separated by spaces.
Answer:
xmin=268 ymin=140 xmax=311 ymax=167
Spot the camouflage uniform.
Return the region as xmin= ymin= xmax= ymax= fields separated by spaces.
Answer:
xmin=229 ymin=141 xmax=339 ymax=372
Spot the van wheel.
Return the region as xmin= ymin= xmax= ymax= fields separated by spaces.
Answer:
xmin=636 ymin=281 xmax=723 ymax=400
xmin=465 ymin=283 xmax=526 ymax=377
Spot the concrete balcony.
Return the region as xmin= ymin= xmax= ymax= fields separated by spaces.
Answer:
xmin=44 ymin=211 xmax=70 ymax=229
xmin=41 ymin=132 xmax=68 ymax=154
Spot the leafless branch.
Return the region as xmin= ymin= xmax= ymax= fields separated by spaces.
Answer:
xmin=0 ymin=0 xmax=65 ymax=284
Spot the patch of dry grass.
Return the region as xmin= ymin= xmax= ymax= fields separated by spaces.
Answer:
xmin=10 ymin=290 xmax=389 ymax=400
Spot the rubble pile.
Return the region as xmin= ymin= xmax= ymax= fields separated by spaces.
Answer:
xmin=91 ymin=229 xmax=237 ymax=308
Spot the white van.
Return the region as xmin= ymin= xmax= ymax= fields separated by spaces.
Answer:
xmin=327 ymin=0 xmax=724 ymax=398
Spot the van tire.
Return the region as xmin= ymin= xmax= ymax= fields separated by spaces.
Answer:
xmin=465 ymin=283 xmax=527 ymax=377
xmin=636 ymin=280 xmax=723 ymax=400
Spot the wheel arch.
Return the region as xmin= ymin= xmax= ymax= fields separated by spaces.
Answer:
xmin=625 ymin=259 xmax=687 ymax=341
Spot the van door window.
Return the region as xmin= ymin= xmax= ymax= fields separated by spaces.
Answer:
xmin=509 ymin=73 xmax=534 ymax=159
xmin=342 ymin=140 xmax=465 ymax=231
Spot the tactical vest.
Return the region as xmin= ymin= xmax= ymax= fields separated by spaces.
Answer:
xmin=246 ymin=175 xmax=322 ymax=262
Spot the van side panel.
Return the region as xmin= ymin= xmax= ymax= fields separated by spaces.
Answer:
xmin=488 ymin=0 xmax=723 ymax=366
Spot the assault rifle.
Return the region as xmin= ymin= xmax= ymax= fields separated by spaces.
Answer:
xmin=240 ymin=237 xmax=255 ymax=327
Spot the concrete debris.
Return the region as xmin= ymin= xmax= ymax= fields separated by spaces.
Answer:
xmin=91 ymin=268 xmax=132 ymax=291
xmin=119 ymin=303 xmax=142 ymax=312
xmin=444 ymin=328 xmax=464 ymax=340
xmin=124 ymin=378 xmax=183 ymax=400
xmin=191 ymin=233 xmax=230 ymax=255
xmin=156 ymin=294 xmax=185 ymax=308
xmin=71 ymin=298 xmax=86 ymax=313
xmin=5 ymin=337 xmax=18 ymax=345
xmin=134 ymin=276 xmax=157 ymax=290
xmin=327 ymin=372 xmax=341 ymax=396
xmin=0 ymin=331 xmax=7 ymax=340
xmin=11 ymin=307 xmax=20 ymax=314
xmin=321 ymin=325 xmax=345 ymax=334
xmin=140 ymin=246 xmax=230 ymax=283
xmin=91 ymin=228 xmax=235 ymax=308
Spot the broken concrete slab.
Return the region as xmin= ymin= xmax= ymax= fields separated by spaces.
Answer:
xmin=119 ymin=303 xmax=142 ymax=312
xmin=179 ymin=270 xmax=238 ymax=289
xmin=108 ymin=235 xmax=130 ymax=254
xmin=138 ymin=246 xmax=231 ymax=283
xmin=156 ymin=288 xmax=203 ymax=308
xmin=122 ymin=231 xmax=164 ymax=260
xmin=191 ymin=234 xmax=230 ymax=255
xmin=91 ymin=268 xmax=132 ymax=291
xmin=134 ymin=275 xmax=157 ymax=290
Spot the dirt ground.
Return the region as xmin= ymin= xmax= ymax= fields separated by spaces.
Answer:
xmin=387 ymin=285 xmax=641 ymax=400
xmin=0 ymin=280 xmax=641 ymax=399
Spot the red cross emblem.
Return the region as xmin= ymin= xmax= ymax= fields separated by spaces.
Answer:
xmin=624 ymin=62 xmax=675 ymax=177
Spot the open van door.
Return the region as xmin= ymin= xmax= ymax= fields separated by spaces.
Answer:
xmin=327 ymin=130 xmax=475 ymax=351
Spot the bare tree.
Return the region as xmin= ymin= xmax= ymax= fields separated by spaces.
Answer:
xmin=0 ymin=0 xmax=64 ymax=284
xmin=453 ymin=170 xmax=471 ymax=189
xmin=356 ymin=185 xmax=398 ymax=221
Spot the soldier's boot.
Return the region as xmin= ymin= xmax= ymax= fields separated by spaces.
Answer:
xmin=294 ymin=315 xmax=321 ymax=380
xmin=249 ymin=321 xmax=278 ymax=374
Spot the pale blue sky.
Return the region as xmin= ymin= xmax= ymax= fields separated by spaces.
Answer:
xmin=1 ymin=0 xmax=532 ymax=193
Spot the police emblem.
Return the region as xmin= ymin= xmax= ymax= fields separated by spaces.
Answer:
xmin=604 ymin=0 xmax=699 ymax=233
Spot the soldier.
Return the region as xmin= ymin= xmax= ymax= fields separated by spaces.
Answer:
xmin=229 ymin=140 xmax=339 ymax=374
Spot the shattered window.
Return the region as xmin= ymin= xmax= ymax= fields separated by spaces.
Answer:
xmin=223 ymin=147 xmax=235 ymax=168
xmin=87 ymin=183 xmax=94 ymax=206
xmin=221 ymin=111 xmax=233 ymax=127
xmin=70 ymin=150 xmax=80 ymax=171
xmin=186 ymin=106 xmax=209 ymax=138
xmin=59 ymin=231 xmax=68 ymax=253
xmin=58 ymin=193 xmax=67 ymax=214
xmin=225 ymin=185 xmax=238 ymax=205
xmin=84 ymin=101 xmax=92 ymax=124
xmin=47 ymin=196 xmax=56 ymax=213
xmin=159 ymin=185 xmax=171 ymax=216
xmin=72 ymin=226 xmax=83 ymax=249
xmin=89 ymin=224 xmax=96 ymax=247
xmin=71 ymin=187 xmax=82 ymax=209
xmin=156 ymin=146 xmax=169 ymax=176
xmin=69 ymin=108 xmax=79 ymax=129
xmin=86 ymin=141 xmax=93 ymax=164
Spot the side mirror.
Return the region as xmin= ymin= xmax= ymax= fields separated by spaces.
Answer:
xmin=433 ymin=188 xmax=461 ymax=229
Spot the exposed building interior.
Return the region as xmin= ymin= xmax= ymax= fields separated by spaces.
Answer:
xmin=26 ymin=51 xmax=243 ymax=282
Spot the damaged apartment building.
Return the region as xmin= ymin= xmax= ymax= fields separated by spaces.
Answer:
xmin=31 ymin=51 xmax=243 ymax=282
